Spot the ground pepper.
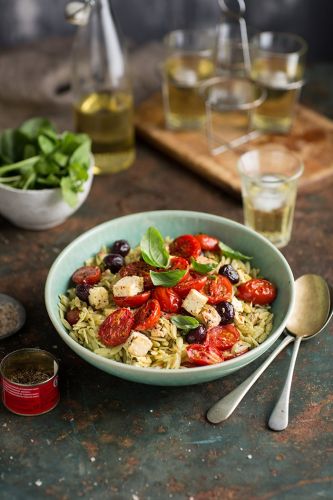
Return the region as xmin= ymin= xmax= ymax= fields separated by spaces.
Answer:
xmin=0 ymin=302 xmax=21 ymax=338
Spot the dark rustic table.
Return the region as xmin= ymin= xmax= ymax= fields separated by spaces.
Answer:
xmin=1 ymin=58 xmax=333 ymax=499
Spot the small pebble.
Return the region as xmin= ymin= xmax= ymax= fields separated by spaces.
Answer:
xmin=247 ymin=454 xmax=253 ymax=460
xmin=90 ymin=457 xmax=96 ymax=462
xmin=35 ymin=480 xmax=42 ymax=487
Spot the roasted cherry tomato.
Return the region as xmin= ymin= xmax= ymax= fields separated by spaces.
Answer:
xmin=173 ymin=273 xmax=208 ymax=299
xmin=237 ymin=278 xmax=277 ymax=305
xmin=186 ymin=344 xmax=223 ymax=366
xmin=152 ymin=287 xmax=181 ymax=313
xmin=169 ymin=256 xmax=190 ymax=282
xmin=204 ymin=275 xmax=232 ymax=304
xmin=206 ymin=324 xmax=240 ymax=351
xmin=134 ymin=299 xmax=161 ymax=331
xmin=99 ymin=308 xmax=134 ymax=346
xmin=169 ymin=234 xmax=201 ymax=260
xmin=194 ymin=234 xmax=219 ymax=251
xmin=72 ymin=266 xmax=101 ymax=285
xmin=113 ymin=291 xmax=151 ymax=308
xmin=119 ymin=261 xmax=154 ymax=289
xmin=65 ymin=308 xmax=80 ymax=325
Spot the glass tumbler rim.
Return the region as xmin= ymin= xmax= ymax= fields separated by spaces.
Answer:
xmin=203 ymin=76 xmax=266 ymax=111
xmin=250 ymin=31 xmax=308 ymax=57
xmin=163 ymin=26 xmax=218 ymax=52
xmin=237 ymin=146 xmax=304 ymax=183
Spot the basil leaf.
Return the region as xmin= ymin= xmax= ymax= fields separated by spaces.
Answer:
xmin=150 ymin=269 xmax=186 ymax=287
xmin=171 ymin=315 xmax=200 ymax=331
xmin=191 ymin=258 xmax=216 ymax=274
xmin=219 ymin=241 xmax=252 ymax=261
xmin=140 ymin=227 xmax=169 ymax=268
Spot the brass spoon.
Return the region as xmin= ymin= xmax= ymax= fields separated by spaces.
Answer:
xmin=207 ymin=274 xmax=331 ymax=424
xmin=268 ymin=275 xmax=331 ymax=431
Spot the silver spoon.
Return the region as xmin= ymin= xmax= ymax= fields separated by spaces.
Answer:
xmin=207 ymin=274 xmax=332 ymax=424
xmin=268 ymin=275 xmax=331 ymax=431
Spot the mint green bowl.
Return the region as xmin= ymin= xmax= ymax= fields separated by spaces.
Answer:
xmin=45 ymin=210 xmax=295 ymax=386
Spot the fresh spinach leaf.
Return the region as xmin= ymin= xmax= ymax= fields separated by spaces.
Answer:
xmin=19 ymin=117 xmax=55 ymax=141
xmin=171 ymin=315 xmax=200 ymax=331
xmin=219 ymin=241 xmax=252 ymax=261
xmin=141 ymin=227 xmax=170 ymax=268
xmin=150 ymin=269 xmax=186 ymax=287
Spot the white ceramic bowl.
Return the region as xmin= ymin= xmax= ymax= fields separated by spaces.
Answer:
xmin=45 ymin=210 xmax=295 ymax=386
xmin=0 ymin=162 xmax=94 ymax=230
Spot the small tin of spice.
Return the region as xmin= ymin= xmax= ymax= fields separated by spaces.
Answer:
xmin=0 ymin=348 xmax=59 ymax=416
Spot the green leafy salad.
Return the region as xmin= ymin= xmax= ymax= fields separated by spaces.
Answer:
xmin=0 ymin=117 xmax=92 ymax=207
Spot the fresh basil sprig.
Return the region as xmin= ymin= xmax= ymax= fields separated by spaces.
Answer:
xmin=150 ymin=269 xmax=186 ymax=287
xmin=140 ymin=227 xmax=170 ymax=268
xmin=191 ymin=258 xmax=216 ymax=274
xmin=171 ymin=315 xmax=200 ymax=331
xmin=219 ymin=241 xmax=252 ymax=261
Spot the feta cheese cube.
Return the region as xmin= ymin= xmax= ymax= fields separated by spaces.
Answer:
xmin=112 ymin=276 xmax=144 ymax=297
xmin=127 ymin=331 xmax=153 ymax=357
xmin=182 ymin=289 xmax=208 ymax=316
xmin=197 ymin=304 xmax=221 ymax=328
xmin=88 ymin=286 xmax=109 ymax=309
xmin=232 ymin=296 xmax=243 ymax=312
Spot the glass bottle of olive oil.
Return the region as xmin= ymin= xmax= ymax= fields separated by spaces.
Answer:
xmin=70 ymin=0 xmax=135 ymax=174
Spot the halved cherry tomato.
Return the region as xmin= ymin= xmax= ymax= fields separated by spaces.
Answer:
xmin=194 ymin=234 xmax=219 ymax=251
xmin=65 ymin=308 xmax=80 ymax=325
xmin=99 ymin=308 xmax=134 ymax=346
xmin=72 ymin=266 xmax=101 ymax=285
xmin=204 ymin=275 xmax=232 ymax=304
xmin=134 ymin=299 xmax=161 ymax=331
xmin=186 ymin=344 xmax=223 ymax=366
xmin=173 ymin=273 xmax=208 ymax=298
xmin=169 ymin=234 xmax=201 ymax=260
xmin=113 ymin=291 xmax=151 ymax=308
xmin=119 ymin=261 xmax=154 ymax=289
xmin=237 ymin=278 xmax=277 ymax=305
xmin=169 ymin=256 xmax=190 ymax=282
xmin=152 ymin=287 xmax=181 ymax=313
xmin=206 ymin=324 xmax=240 ymax=351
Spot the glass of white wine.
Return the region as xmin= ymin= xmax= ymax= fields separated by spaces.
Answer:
xmin=162 ymin=28 xmax=217 ymax=130
xmin=249 ymin=32 xmax=307 ymax=134
xmin=204 ymin=76 xmax=266 ymax=155
xmin=238 ymin=146 xmax=303 ymax=248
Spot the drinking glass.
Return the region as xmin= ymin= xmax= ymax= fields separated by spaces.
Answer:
xmin=250 ymin=32 xmax=307 ymax=134
xmin=205 ymin=77 xmax=266 ymax=155
xmin=162 ymin=28 xmax=217 ymax=130
xmin=238 ymin=146 xmax=303 ymax=248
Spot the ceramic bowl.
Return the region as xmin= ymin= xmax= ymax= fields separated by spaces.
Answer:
xmin=0 ymin=162 xmax=94 ymax=230
xmin=45 ymin=210 xmax=295 ymax=386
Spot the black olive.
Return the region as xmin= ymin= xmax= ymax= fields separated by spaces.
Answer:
xmin=216 ymin=301 xmax=235 ymax=325
xmin=185 ymin=325 xmax=207 ymax=344
xmin=76 ymin=283 xmax=92 ymax=302
xmin=104 ymin=253 xmax=124 ymax=273
xmin=219 ymin=264 xmax=239 ymax=284
xmin=111 ymin=239 xmax=130 ymax=257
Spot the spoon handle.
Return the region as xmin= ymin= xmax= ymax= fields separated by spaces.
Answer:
xmin=268 ymin=336 xmax=302 ymax=431
xmin=207 ymin=335 xmax=294 ymax=424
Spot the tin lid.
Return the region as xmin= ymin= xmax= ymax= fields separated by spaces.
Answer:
xmin=0 ymin=293 xmax=26 ymax=340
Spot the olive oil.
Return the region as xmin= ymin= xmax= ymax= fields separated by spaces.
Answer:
xmin=74 ymin=91 xmax=135 ymax=174
xmin=251 ymin=57 xmax=303 ymax=134
xmin=163 ymin=54 xmax=215 ymax=130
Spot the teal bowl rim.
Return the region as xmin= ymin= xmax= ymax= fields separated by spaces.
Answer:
xmin=45 ymin=210 xmax=295 ymax=375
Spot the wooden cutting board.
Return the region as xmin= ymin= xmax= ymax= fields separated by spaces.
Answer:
xmin=135 ymin=92 xmax=333 ymax=197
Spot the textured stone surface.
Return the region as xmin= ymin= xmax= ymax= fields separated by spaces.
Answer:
xmin=0 ymin=43 xmax=332 ymax=500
